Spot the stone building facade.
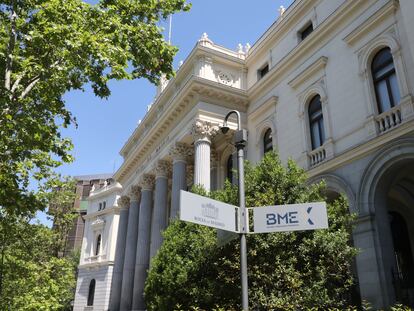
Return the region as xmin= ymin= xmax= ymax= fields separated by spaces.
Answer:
xmin=74 ymin=0 xmax=414 ymax=309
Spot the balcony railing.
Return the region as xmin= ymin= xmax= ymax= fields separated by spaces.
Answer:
xmin=308 ymin=145 xmax=326 ymax=168
xmin=375 ymin=105 xmax=402 ymax=134
xmin=84 ymin=253 xmax=107 ymax=264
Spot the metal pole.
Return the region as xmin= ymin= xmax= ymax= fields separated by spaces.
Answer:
xmin=222 ymin=110 xmax=248 ymax=310
xmin=237 ymin=142 xmax=249 ymax=311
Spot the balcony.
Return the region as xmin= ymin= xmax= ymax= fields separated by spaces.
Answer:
xmin=375 ymin=105 xmax=402 ymax=134
xmin=308 ymin=145 xmax=327 ymax=168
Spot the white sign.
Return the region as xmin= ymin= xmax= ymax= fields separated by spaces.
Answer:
xmin=180 ymin=190 xmax=238 ymax=232
xmin=253 ymin=202 xmax=328 ymax=233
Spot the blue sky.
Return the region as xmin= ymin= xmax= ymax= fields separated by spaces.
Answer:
xmin=58 ymin=0 xmax=293 ymax=178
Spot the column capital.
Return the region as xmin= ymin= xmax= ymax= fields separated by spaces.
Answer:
xmin=169 ymin=142 xmax=193 ymax=162
xmin=117 ymin=195 xmax=131 ymax=209
xmin=191 ymin=119 xmax=219 ymax=143
xmin=154 ymin=159 xmax=171 ymax=179
xmin=139 ymin=174 xmax=155 ymax=191
xmin=130 ymin=185 xmax=141 ymax=202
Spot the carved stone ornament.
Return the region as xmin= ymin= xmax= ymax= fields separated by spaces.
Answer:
xmin=91 ymin=217 xmax=105 ymax=230
xmin=191 ymin=119 xmax=219 ymax=142
xmin=154 ymin=160 xmax=172 ymax=178
xmin=139 ymin=174 xmax=155 ymax=191
xmin=169 ymin=142 xmax=193 ymax=162
xmin=117 ymin=195 xmax=130 ymax=209
xmin=217 ymin=71 xmax=233 ymax=86
xmin=130 ymin=185 xmax=141 ymax=202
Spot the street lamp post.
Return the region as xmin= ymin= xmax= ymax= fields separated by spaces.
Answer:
xmin=221 ymin=110 xmax=249 ymax=311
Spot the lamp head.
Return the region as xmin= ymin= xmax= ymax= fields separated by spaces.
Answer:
xmin=221 ymin=126 xmax=230 ymax=134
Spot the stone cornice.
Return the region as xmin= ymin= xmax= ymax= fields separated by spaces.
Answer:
xmin=119 ymin=44 xmax=246 ymax=160
xmin=246 ymin=0 xmax=319 ymax=63
xmin=114 ymin=76 xmax=248 ymax=184
xmin=84 ymin=206 xmax=120 ymax=220
xmin=249 ymin=96 xmax=278 ymax=120
xmin=288 ymin=56 xmax=328 ymax=89
xmin=343 ymin=0 xmax=398 ymax=46
xmin=87 ymin=182 xmax=122 ymax=201
xmin=248 ymin=0 xmax=374 ymax=101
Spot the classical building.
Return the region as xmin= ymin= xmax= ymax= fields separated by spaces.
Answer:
xmin=74 ymin=0 xmax=414 ymax=309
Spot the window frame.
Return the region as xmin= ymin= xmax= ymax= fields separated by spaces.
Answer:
xmin=308 ymin=95 xmax=325 ymax=150
xmin=87 ymin=279 xmax=96 ymax=306
xmin=300 ymin=22 xmax=314 ymax=41
xmin=263 ymin=128 xmax=273 ymax=154
xmin=95 ymin=234 xmax=101 ymax=256
xmin=371 ymin=47 xmax=400 ymax=113
xmin=257 ymin=63 xmax=269 ymax=80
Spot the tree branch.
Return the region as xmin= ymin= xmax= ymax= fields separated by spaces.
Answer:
xmin=20 ymin=76 xmax=40 ymax=100
xmin=10 ymin=74 xmax=23 ymax=93
xmin=4 ymin=3 xmax=18 ymax=93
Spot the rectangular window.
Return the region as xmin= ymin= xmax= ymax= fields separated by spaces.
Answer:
xmin=258 ymin=63 xmax=269 ymax=80
xmin=300 ymin=23 xmax=313 ymax=41
xmin=103 ymin=201 xmax=106 ymax=209
xmin=98 ymin=203 xmax=102 ymax=211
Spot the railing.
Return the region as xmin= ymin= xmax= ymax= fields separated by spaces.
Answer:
xmin=375 ymin=105 xmax=402 ymax=134
xmin=84 ymin=254 xmax=107 ymax=264
xmin=308 ymin=145 xmax=326 ymax=168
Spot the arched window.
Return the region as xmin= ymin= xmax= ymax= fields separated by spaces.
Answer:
xmin=372 ymin=47 xmax=400 ymax=113
xmin=226 ymin=155 xmax=233 ymax=183
xmin=87 ymin=279 xmax=96 ymax=306
xmin=308 ymin=95 xmax=325 ymax=150
xmin=263 ymin=128 xmax=273 ymax=154
xmin=95 ymin=234 xmax=101 ymax=256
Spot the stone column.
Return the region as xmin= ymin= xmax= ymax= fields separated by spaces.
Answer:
xmin=109 ymin=195 xmax=130 ymax=311
xmin=149 ymin=160 xmax=171 ymax=259
xmin=170 ymin=142 xmax=192 ymax=219
xmin=131 ymin=174 xmax=155 ymax=311
xmin=119 ymin=186 xmax=141 ymax=311
xmin=191 ymin=119 xmax=219 ymax=191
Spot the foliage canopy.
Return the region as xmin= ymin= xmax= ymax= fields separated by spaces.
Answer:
xmin=145 ymin=152 xmax=359 ymax=310
xmin=0 ymin=0 xmax=190 ymax=215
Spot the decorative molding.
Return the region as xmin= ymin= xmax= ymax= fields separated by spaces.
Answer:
xmin=154 ymin=159 xmax=172 ymax=178
xmin=249 ymin=96 xmax=278 ymax=120
xmin=169 ymin=142 xmax=193 ymax=162
xmin=288 ymin=56 xmax=328 ymax=89
xmin=248 ymin=0 xmax=373 ymax=101
xmin=343 ymin=0 xmax=399 ymax=46
xmin=117 ymin=195 xmax=130 ymax=209
xmin=91 ymin=217 xmax=105 ymax=230
xmin=216 ymin=71 xmax=234 ymax=86
xmin=130 ymin=185 xmax=141 ymax=202
xmin=191 ymin=119 xmax=219 ymax=142
xmin=139 ymin=174 xmax=155 ymax=191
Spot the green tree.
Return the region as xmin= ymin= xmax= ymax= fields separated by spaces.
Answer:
xmin=0 ymin=176 xmax=81 ymax=310
xmin=0 ymin=0 xmax=190 ymax=215
xmin=0 ymin=213 xmax=78 ymax=310
xmin=42 ymin=176 xmax=78 ymax=257
xmin=145 ymin=152 xmax=358 ymax=310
